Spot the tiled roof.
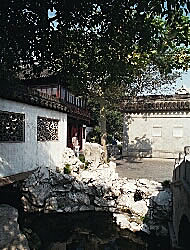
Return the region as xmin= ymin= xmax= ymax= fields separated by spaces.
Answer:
xmin=0 ymin=82 xmax=90 ymax=122
xmin=123 ymin=94 xmax=190 ymax=113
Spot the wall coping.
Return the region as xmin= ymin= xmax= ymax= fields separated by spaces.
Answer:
xmin=122 ymin=95 xmax=190 ymax=113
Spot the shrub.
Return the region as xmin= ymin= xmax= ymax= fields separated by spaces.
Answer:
xmin=117 ymin=144 xmax=123 ymax=154
xmin=64 ymin=163 xmax=71 ymax=174
xmin=79 ymin=154 xmax=85 ymax=163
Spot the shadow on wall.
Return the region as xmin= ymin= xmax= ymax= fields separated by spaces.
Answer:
xmin=0 ymin=143 xmax=56 ymax=178
xmin=127 ymin=135 xmax=152 ymax=161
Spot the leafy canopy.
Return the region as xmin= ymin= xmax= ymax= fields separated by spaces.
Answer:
xmin=50 ymin=0 xmax=190 ymax=98
xmin=1 ymin=0 xmax=190 ymax=84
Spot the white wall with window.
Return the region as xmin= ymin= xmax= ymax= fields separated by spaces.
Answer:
xmin=173 ymin=126 xmax=183 ymax=138
xmin=123 ymin=112 xmax=190 ymax=158
xmin=152 ymin=126 xmax=162 ymax=137
xmin=0 ymin=97 xmax=67 ymax=177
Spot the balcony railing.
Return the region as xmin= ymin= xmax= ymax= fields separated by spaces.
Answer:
xmin=0 ymin=83 xmax=90 ymax=122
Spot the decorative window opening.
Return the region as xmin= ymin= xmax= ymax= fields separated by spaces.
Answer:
xmin=173 ymin=126 xmax=183 ymax=138
xmin=0 ymin=110 xmax=25 ymax=142
xmin=37 ymin=116 xmax=59 ymax=141
xmin=152 ymin=126 xmax=162 ymax=137
xmin=37 ymin=87 xmax=58 ymax=98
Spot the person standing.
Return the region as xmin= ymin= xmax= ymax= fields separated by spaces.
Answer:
xmin=72 ymin=133 xmax=79 ymax=157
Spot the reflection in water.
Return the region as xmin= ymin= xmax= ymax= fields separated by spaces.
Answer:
xmin=19 ymin=212 xmax=169 ymax=250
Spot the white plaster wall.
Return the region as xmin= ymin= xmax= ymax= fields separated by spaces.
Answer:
xmin=0 ymin=98 xmax=67 ymax=177
xmin=123 ymin=112 xmax=190 ymax=158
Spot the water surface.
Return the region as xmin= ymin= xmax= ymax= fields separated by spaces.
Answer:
xmin=19 ymin=212 xmax=170 ymax=250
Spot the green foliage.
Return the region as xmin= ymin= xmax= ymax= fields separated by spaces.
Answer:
xmin=117 ymin=144 xmax=123 ymax=154
xmin=140 ymin=216 xmax=145 ymax=222
xmin=88 ymin=105 xmax=123 ymax=143
xmin=139 ymin=215 xmax=151 ymax=224
xmin=64 ymin=164 xmax=71 ymax=174
xmin=79 ymin=154 xmax=85 ymax=163
xmin=86 ymin=126 xmax=101 ymax=144
xmin=1 ymin=0 xmax=190 ymax=81
xmin=143 ymin=215 xmax=150 ymax=224
xmin=84 ymin=161 xmax=89 ymax=170
xmin=51 ymin=2 xmax=190 ymax=98
xmin=106 ymin=110 xmax=123 ymax=142
xmin=79 ymin=154 xmax=89 ymax=169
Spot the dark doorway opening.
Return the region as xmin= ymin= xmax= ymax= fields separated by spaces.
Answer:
xmin=178 ymin=214 xmax=190 ymax=250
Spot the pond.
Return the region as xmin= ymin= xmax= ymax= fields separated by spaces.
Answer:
xmin=18 ymin=211 xmax=170 ymax=250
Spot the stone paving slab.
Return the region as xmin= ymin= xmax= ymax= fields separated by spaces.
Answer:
xmin=115 ymin=158 xmax=175 ymax=183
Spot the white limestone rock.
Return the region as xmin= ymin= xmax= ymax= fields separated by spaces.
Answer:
xmin=130 ymin=222 xmax=142 ymax=232
xmin=110 ymin=186 xmax=121 ymax=197
xmin=121 ymin=180 xmax=137 ymax=193
xmin=131 ymin=200 xmax=148 ymax=217
xmin=113 ymin=213 xmax=131 ymax=229
xmin=59 ymin=147 xmax=84 ymax=173
xmin=79 ymin=162 xmax=117 ymax=185
xmin=20 ymin=146 xmax=172 ymax=238
xmin=83 ymin=142 xmax=104 ymax=167
xmin=116 ymin=194 xmax=133 ymax=207
xmin=137 ymin=179 xmax=163 ymax=194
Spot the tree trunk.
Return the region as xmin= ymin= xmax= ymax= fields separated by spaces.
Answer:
xmin=99 ymin=96 xmax=108 ymax=163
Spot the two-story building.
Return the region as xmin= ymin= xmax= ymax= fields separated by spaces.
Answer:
xmin=0 ymin=79 xmax=90 ymax=179
xmin=23 ymin=75 xmax=89 ymax=149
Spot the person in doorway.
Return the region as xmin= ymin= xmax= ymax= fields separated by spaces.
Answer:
xmin=72 ymin=133 xmax=79 ymax=157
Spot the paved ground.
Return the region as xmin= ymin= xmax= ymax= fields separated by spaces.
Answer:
xmin=115 ymin=158 xmax=175 ymax=183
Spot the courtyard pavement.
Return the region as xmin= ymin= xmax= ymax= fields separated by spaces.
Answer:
xmin=115 ymin=157 xmax=175 ymax=183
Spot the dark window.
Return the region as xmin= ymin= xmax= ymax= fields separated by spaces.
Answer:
xmin=0 ymin=110 xmax=25 ymax=142
xmin=60 ymin=87 xmax=66 ymax=100
xmin=37 ymin=116 xmax=59 ymax=141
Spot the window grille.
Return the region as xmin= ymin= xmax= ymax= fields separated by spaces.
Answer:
xmin=0 ymin=110 xmax=25 ymax=142
xmin=37 ymin=116 xmax=59 ymax=141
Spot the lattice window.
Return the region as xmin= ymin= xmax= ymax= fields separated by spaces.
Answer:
xmin=0 ymin=110 xmax=25 ymax=142
xmin=37 ymin=116 xmax=59 ymax=141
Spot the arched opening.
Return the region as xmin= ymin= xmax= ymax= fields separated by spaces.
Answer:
xmin=178 ymin=215 xmax=190 ymax=250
